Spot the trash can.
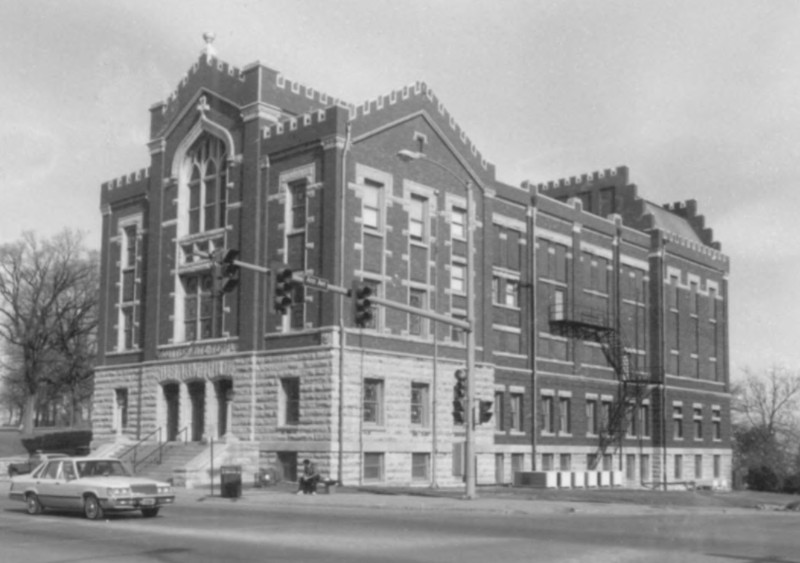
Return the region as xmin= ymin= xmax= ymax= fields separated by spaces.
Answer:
xmin=220 ymin=465 xmax=242 ymax=498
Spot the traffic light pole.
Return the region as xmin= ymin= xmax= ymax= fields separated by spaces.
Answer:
xmin=464 ymin=182 xmax=477 ymax=500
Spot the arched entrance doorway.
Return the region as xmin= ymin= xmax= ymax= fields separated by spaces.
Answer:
xmin=215 ymin=378 xmax=233 ymax=438
xmin=163 ymin=383 xmax=180 ymax=441
xmin=187 ymin=380 xmax=205 ymax=442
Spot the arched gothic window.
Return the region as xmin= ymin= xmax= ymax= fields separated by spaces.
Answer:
xmin=187 ymin=135 xmax=227 ymax=235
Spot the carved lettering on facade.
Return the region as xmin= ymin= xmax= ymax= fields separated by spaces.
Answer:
xmin=157 ymin=341 xmax=237 ymax=360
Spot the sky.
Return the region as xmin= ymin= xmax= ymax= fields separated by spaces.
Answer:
xmin=0 ymin=0 xmax=798 ymax=377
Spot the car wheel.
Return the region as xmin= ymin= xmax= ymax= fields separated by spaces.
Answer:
xmin=141 ymin=507 xmax=160 ymax=518
xmin=83 ymin=495 xmax=104 ymax=520
xmin=25 ymin=493 xmax=42 ymax=515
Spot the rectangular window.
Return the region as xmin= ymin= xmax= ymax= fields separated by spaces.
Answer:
xmin=510 ymin=393 xmax=523 ymax=431
xmin=601 ymin=400 xmax=612 ymax=432
xmin=541 ymin=453 xmax=554 ymax=471
xmin=183 ymin=274 xmax=223 ymax=341
xmin=494 ymin=391 xmax=505 ymax=431
xmin=626 ymin=454 xmax=636 ymax=480
xmin=559 ymin=397 xmax=571 ymax=434
xmin=674 ymin=455 xmax=683 ymax=480
xmin=586 ymin=399 xmax=598 ymax=435
xmin=411 ymin=453 xmax=430 ymax=481
xmin=363 ymin=452 xmax=384 ymax=481
xmin=690 ymin=281 xmax=698 ymax=314
xmin=695 ymin=454 xmax=703 ymax=479
xmin=363 ymin=379 xmax=384 ymax=425
xmin=122 ymin=307 xmax=135 ymax=350
xmin=408 ymin=288 xmax=426 ymax=336
xmin=673 ymin=405 xmax=684 ymax=439
xmin=541 ymin=395 xmax=554 ymax=434
xmin=409 ymin=194 xmax=427 ymax=241
xmin=640 ymin=404 xmax=651 ymax=438
xmin=362 ymin=180 xmax=382 ymax=230
xmin=587 ymin=453 xmax=598 ymax=470
xmin=451 ymin=263 xmax=466 ymax=294
xmin=693 ymin=407 xmax=703 ymax=440
xmin=602 ymin=454 xmax=613 ymax=471
xmin=625 ymin=403 xmax=636 ymax=437
xmin=280 ymin=378 xmax=300 ymax=426
xmin=504 ymin=279 xmax=520 ymax=308
xmin=451 ymin=207 xmax=466 ymax=239
xmin=713 ymin=455 xmax=721 ymax=479
xmin=552 ymin=289 xmax=565 ymax=321
xmin=712 ymin=407 xmax=722 ymax=440
xmin=410 ymin=383 xmax=429 ymax=427
xmin=123 ymin=225 xmax=137 ymax=269
xmin=559 ymin=454 xmax=572 ymax=471
xmin=289 ymin=180 xmax=307 ymax=231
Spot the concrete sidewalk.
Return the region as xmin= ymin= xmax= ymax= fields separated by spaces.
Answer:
xmin=175 ymin=484 xmax=750 ymax=517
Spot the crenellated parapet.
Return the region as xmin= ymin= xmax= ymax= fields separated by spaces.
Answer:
xmin=349 ymin=81 xmax=496 ymax=182
xmin=273 ymin=72 xmax=352 ymax=117
xmin=260 ymin=106 xmax=340 ymax=140
xmin=531 ymin=166 xmax=628 ymax=194
xmin=100 ymin=168 xmax=150 ymax=207
xmin=661 ymin=199 xmax=717 ymax=248
xmin=150 ymin=55 xmax=251 ymax=138
xmin=102 ymin=168 xmax=150 ymax=191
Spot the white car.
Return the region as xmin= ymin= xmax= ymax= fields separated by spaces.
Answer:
xmin=8 ymin=456 xmax=175 ymax=519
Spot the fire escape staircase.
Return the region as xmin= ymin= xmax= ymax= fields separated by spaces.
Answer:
xmin=549 ymin=304 xmax=654 ymax=468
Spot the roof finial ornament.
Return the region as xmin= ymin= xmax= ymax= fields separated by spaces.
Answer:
xmin=202 ymin=32 xmax=217 ymax=61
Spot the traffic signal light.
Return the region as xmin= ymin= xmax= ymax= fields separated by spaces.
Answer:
xmin=352 ymin=281 xmax=374 ymax=327
xmin=271 ymin=263 xmax=294 ymax=315
xmin=453 ymin=369 xmax=466 ymax=424
xmin=212 ymin=249 xmax=240 ymax=296
xmin=452 ymin=399 xmax=465 ymax=425
xmin=479 ymin=400 xmax=493 ymax=424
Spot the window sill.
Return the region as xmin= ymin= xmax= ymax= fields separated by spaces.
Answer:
xmin=509 ymin=430 xmax=526 ymax=437
xmin=558 ymin=432 xmax=573 ymax=438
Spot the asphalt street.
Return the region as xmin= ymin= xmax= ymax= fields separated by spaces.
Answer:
xmin=0 ymin=487 xmax=797 ymax=562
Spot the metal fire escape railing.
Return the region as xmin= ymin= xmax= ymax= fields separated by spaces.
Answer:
xmin=549 ymin=302 xmax=655 ymax=468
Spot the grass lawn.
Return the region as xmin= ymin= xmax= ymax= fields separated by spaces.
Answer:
xmin=360 ymin=484 xmax=800 ymax=510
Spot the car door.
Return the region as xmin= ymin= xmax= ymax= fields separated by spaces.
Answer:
xmin=35 ymin=461 xmax=62 ymax=508
xmin=59 ymin=460 xmax=83 ymax=510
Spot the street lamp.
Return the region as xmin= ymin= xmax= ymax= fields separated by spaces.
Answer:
xmin=397 ymin=149 xmax=480 ymax=499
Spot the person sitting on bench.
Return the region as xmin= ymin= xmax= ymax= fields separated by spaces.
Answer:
xmin=297 ymin=459 xmax=320 ymax=495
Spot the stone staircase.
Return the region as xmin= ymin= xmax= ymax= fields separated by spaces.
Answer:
xmin=132 ymin=442 xmax=209 ymax=484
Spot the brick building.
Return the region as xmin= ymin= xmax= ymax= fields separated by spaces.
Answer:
xmin=94 ymin=42 xmax=731 ymax=488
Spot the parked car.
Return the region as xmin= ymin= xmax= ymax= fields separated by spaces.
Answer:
xmin=8 ymin=457 xmax=175 ymax=519
xmin=7 ymin=452 xmax=68 ymax=477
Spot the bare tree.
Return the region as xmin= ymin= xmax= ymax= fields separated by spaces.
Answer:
xmin=0 ymin=231 xmax=99 ymax=434
xmin=732 ymin=366 xmax=800 ymax=487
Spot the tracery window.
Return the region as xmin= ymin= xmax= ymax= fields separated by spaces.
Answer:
xmin=187 ymin=135 xmax=227 ymax=235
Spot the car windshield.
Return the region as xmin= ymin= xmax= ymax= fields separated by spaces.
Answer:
xmin=76 ymin=460 xmax=130 ymax=478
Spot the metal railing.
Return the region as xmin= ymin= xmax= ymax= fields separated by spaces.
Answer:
xmin=118 ymin=427 xmax=162 ymax=471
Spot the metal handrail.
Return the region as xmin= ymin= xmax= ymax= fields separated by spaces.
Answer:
xmin=175 ymin=425 xmax=189 ymax=444
xmin=118 ymin=427 xmax=162 ymax=469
